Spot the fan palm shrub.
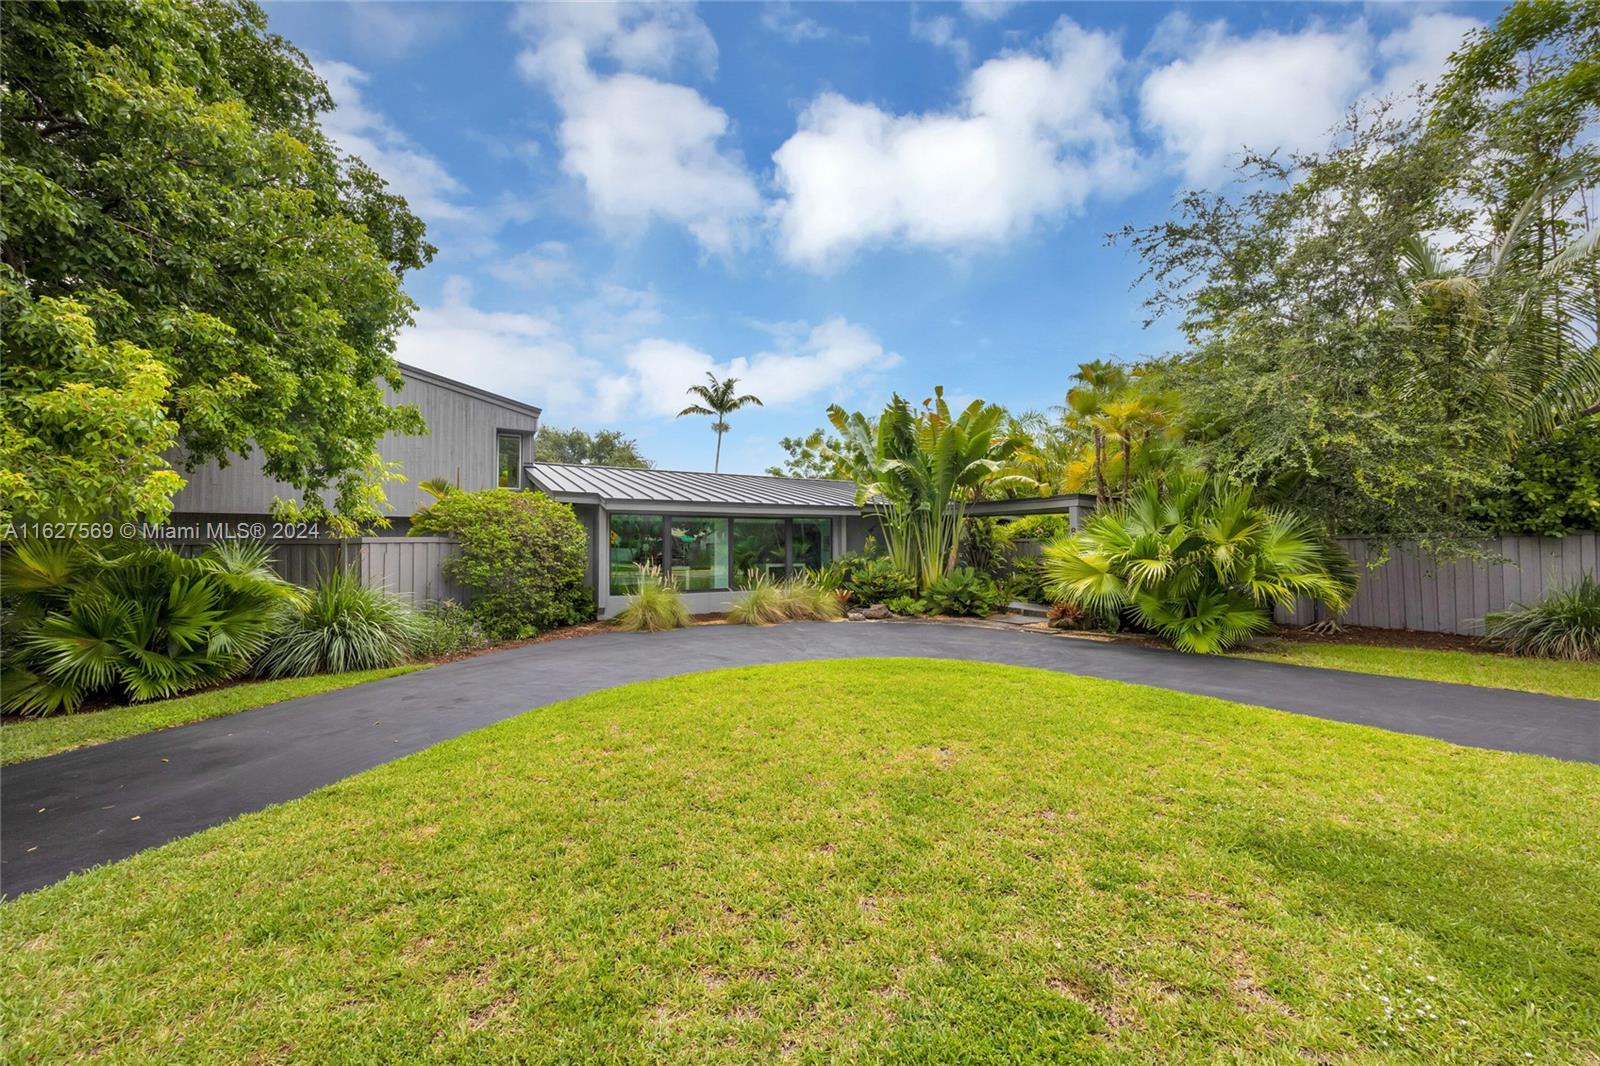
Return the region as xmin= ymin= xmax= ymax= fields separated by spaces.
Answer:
xmin=727 ymin=571 xmax=787 ymax=626
xmin=1041 ymin=474 xmax=1356 ymax=653
xmin=614 ymin=564 xmax=690 ymax=632
xmin=2 ymin=540 xmax=297 ymax=715
xmin=255 ymin=571 xmax=422 ymax=678
xmin=1483 ymin=576 xmax=1600 ymax=661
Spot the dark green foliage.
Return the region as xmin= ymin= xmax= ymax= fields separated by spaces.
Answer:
xmin=1003 ymin=558 xmax=1050 ymax=605
xmin=1 ymin=0 xmax=432 ymax=531
xmin=255 ymin=572 xmax=420 ymax=678
xmin=2 ymin=540 xmax=295 ymax=715
xmin=534 ymin=427 xmax=652 ymax=469
xmin=409 ymin=599 xmax=490 ymax=659
xmin=1483 ymin=576 xmax=1600 ymax=661
xmin=923 ymin=567 xmax=1005 ymax=617
xmin=1472 ymin=416 xmax=1600 ymax=535
xmin=819 ymin=553 xmax=917 ymax=607
xmin=884 ymin=595 xmax=929 ymax=617
xmin=409 ymin=490 xmax=592 ymax=639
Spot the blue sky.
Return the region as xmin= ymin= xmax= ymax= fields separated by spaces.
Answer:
xmin=262 ymin=1 xmax=1498 ymax=473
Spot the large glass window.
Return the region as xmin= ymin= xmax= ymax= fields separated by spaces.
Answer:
xmin=497 ymin=433 xmax=521 ymax=488
xmin=732 ymin=519 xmax=786 ymax=584
xmin=609 ymin=514 xmax=665 ymax=594
xmin=670 ymin=518 xmax=729 ymax=591
xmin=791 ymin=518 xmax=832 ymax=573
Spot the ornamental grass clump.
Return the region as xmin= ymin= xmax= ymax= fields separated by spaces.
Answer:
xmin=255 ymin=571 xmax=421 ymax=678
xmin=727 ymin=571 xmax=788 ymax=626
xmin=1041 ymin=473 xmax=1355 ymax=654
xmin=1483 ymin=576 xmax=1600 ymax=661
xmin=778 ymin=572 xmax=845 ymax=621
xmin=615 ymin=564 xmax=690 ymax=632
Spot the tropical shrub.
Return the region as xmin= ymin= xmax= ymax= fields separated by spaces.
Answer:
xmin=615 ymin=565 xmax=689 ymax=632
xmin=255 ymin=572 xmax=421 ymax=678
xmin=924 ymin=567 xmax=1006 ymax=617
xmin=727 ymin=572 xmax=787 ymax=626
xmin=1003 ymin=557 xmax=1050 ymax=605
xmin=410 ymin=599 xmax=490 ymax=658
xmin=410 ymin=489 xmax=592 ymax=639
xmin=2 ymin=540 xmax=296 ymax=715
xmin=884 ymin=595 xmax=928 ymax=617
xmin=819 ymin=553 xmax=917 ymax=606
xmin=1042 ymin=474 xmax=1356 ymax=653
xmin=778 ymin=573 xmax=845 ymax=622
xmin=1471 ymin=415 xmax=1600 ymax=536
xmin=1483 ymin=576 xmax=1600 ymax=661
xmin=1046 ymin=602 xmax=1096 ymax=631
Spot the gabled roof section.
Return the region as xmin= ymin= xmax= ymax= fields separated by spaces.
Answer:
xmin=396 ymin=362 xmax=542 ymax=420
xmin=526 ymin=463 xmax=862 ymax=511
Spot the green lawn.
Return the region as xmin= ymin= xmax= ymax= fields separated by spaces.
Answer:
xmin=1234 ymin=642 xmax=1599 ymax=701
xmin=0 ymin=667 xmax=423 ymax=765
xmin=5 ymin=659 xmax=1595 ymax=1063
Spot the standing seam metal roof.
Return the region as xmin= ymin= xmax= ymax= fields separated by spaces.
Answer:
xmin=525 ymin=463 xmax=863 ymax=508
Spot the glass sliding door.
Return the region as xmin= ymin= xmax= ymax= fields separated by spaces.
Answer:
xmin=609 ymin=514 xmax=665 ymax=594
xmin=732 ymin=519 xmax=786 ymax=584
xmin=670 ymin=517 xmax=730 ymax=591
xmin=791 ymin=518 xmax=833 ymax=573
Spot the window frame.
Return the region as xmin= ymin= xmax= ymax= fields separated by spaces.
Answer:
xmin=607 ymin=513 xmax=837 ymax=597
xmin=496 ymin=432 xmax=522 ymax=489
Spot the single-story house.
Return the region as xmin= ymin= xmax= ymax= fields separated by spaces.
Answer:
xmin=168 ymin=362 xmax=1096 ymax=615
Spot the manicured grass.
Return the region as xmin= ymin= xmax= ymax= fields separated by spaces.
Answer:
xmin=0 ymin=667 xmax=423 ymax=765
xmin=1235 ymin=642 xmax=1599 ymax=701
xmin=5 ymin=659 xmax=1596 ymax=1063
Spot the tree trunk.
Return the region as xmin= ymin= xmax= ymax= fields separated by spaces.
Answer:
xmin=1121 ymin=438 xmax=1132 ymax=499
xmin=1093 ymin=431 xmax=1106 ymax=508
xmin=713 ymin=430 xmax=723 ymax=473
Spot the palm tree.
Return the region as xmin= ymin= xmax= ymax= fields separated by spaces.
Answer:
xmin=678 ymin=372 xmax=763 ymax=472
xmin=1065 ymin=359 xmax=1128 ymax=508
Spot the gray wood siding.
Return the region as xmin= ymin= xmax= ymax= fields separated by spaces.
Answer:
xmin=1276 ymin=535 xmax=1598 ymax=635
xmin=167 ymin=369 xmax=539 ymax=523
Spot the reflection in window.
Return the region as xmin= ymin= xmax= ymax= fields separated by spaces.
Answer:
xmin=792 ymin=518 xmax=832 ymax=573
xmin=671 ymin=518 xmax=729 ymax=592
xmin=733 ymin=519 xmax=786 ymax=584
xmin=609 ymin=514 xmax=664 ymax=595
xmin=497 ymin=433 xmax=521 ymax=488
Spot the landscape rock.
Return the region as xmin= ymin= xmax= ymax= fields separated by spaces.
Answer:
xmin=861 ymin=604 xmax=891 ymax=619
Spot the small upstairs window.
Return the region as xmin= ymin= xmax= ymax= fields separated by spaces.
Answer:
xmin=497 ymin=433 xmax=521 ymax=488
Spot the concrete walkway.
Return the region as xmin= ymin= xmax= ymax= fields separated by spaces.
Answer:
xmin=4 ymin=621 xmax=1595 ymax=896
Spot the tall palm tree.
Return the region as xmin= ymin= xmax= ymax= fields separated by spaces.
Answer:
xmin=1065 ymin=359 xmax=1128 ymax=507
xmin=678 ymin=372 xmax=763 ymax=472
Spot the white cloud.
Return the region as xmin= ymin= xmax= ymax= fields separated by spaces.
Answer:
xmin=961 ymin=1 xmax=1018 ymax=22
xmin=619 ymin=317 xmax=904 ymax=417
xmin=487 ymin=241 xmax=573 ymax=287
xmin=762 ymin=2 xmax=831 ymax=43
xmin=513 ymin=3 xmax=759 ymax=254
xmin=397 ymin=279 xmax=897 ymax=428
xmin=771 ymin=18 xmax=1137 ymax=269
xmin=1139 ymin=12 xmax=1482 ymax=183
xmin=314 ymin=58 xmax=469 ymax=223
xmin=395 ymin=278 xmax=601 ymax=413
xmin=1139 ymin=20 xmax=1372 ymax=184
xmin=911 ymin=14 xmax=971 ymax=67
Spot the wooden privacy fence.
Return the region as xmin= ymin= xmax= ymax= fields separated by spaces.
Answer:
xmin=177 ymin=536 xmax=467 ymax=606
xmin=1277 ymin=535 xmax=1598 ymax=635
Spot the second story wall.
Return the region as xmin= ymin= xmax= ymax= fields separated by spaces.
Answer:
xmin=166 ymin=363 xmax=540 ymax=524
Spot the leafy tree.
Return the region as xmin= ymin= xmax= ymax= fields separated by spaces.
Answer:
xmin=1 ymin=0 xmax=430 ymax=532
xmin=765 ymin=428 xmax=851 ymax=479
xmin=408 ymin=490 xmax=592 ymax=639
xmin=1117 ymin=1 xmax=1598 ymax=546
xmin=1041 ymin=474 xmax=1356 ymax=654
xmin=533 ymin=426 xmax=653 ymax=468
xmin=1471 ymin=415 xmax=1600 ymax=536
xmin=677 ymin=373 xmax=762 ymax=472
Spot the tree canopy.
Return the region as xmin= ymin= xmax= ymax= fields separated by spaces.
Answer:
xmin=1 ymin=0 xmax=431 ymax=532
xmin=533 ymin=427 xmax=652 ymax=469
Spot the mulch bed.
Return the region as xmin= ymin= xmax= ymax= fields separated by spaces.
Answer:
xmin=1249 ymin=623 xmax=1498 ymax=654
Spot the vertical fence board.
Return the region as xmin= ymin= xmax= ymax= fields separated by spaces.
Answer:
xmin=1275 ymin=533 xmax=1596 ymax=635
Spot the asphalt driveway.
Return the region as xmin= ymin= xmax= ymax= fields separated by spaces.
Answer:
xmin=4 ymin=621 xmax=1595 ymax=896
